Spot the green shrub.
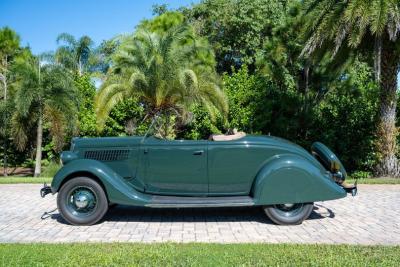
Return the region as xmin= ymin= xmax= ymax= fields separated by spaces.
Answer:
xmin=310 ymin=61 xmax=378 ymax=172
xmin=350 ymin=171 xmax=372 ymax=180
xmin=180 ymin=105 xmax=224 ymax=140
xmin=40 ymin=161 xmax=61 ymax=177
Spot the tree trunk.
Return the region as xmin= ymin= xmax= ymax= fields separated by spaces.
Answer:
xmin=3 ymin=136 xmax=7 ymax=177
xmin=298 ymin=65 xmax=310 ymax=140
xmin=1 ymin=57 xmax=8 ymax=177
xmin=78 ymin=57 xmax=82 ymax=76
xmin=2 ymin=84 xmax=7 ymax=176
xmin=33 ymin=115 xmax=43 ymax=177
xmin=375 ymin=42 xmax=400 ymax=177
xmin=374 ymin=36 xmax=382 ymax=82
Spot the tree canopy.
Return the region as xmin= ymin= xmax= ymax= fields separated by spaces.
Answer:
xmin=301 ymin=0 xmax=400 ymax=176
xmin=1 ymin=0 xmax=400 ymax=177
xmin=96 ymin=26 xmax=227 ymax=138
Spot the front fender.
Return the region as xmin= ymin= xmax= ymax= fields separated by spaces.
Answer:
xmin=51 ymin=159 xmax=151 ymax=206
xmin=252 ymin=155 xmax=346 ymax=205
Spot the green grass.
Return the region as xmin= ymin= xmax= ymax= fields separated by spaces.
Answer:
xmin=347 ymin=177 xmax=400 ymax=184
xmin=0 ymin=176 xmax=52 ymax=184
xmin=0 ymin=243 xmax=399 ymax=266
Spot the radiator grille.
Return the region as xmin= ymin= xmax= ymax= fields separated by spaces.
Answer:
xmin=84 ymin=150 xmax=130 ymax=161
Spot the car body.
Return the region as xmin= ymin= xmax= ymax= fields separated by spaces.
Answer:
xmin=41 ymin=133 xmax=356 ymax=226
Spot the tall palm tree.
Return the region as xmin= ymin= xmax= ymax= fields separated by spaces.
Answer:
xmin=55 ymin=33 xmax=94 ymax=75
xmin=95 ymin=26 xmax=228 ymax=136
xmin=0 ymin=27 xmax=20 ymax=176
xmin=12 ymin=55 xmax=78 ymax=176
xmin=301 ymin=0 xmax=400 ymax=177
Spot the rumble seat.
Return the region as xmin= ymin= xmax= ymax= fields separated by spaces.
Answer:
xmin=211 ymin=131 xmax=246 ymax=141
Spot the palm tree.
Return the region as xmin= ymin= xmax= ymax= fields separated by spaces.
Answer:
xmin=0 ymin=27 xmax=20 ymax=176
xmin=55 ymin=33 xmax=94 ymax=75
xmin=12 ymin=55 xmax=78 ymax=176
xmin=95 ymin=26 xmax=228 ymax=136
xmin=301 ymin=0 xmax=400 ymax=177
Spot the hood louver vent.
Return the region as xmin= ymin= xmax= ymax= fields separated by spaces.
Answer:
xmin=84 ymin=150 xmax=130 ymax=161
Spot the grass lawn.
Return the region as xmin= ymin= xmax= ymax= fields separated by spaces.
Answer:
xmin=0 ymin=176 xmax=52 ymax=184
xmin=346 ymin=177 xmax=400 ymax=184
xmin=0 ymin=176 xmax=399 ymax=185
xmin=0 ymin=243 xmax=399 ymax=266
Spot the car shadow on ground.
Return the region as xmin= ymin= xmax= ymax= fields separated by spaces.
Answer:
xmin=310 ymin=203 xmax=335 ymax=220
xmin=49 ymin=203 xmax=335 ymax=226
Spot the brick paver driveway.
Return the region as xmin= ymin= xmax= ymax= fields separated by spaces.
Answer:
xmin=0 ymin=184 xmax=399 ymax=244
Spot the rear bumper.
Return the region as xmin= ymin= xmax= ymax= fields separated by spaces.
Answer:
xmin=342 ymin=184 xmax=357 ymax=196
xmin=330 ymin=172 xmax=357 ymax=196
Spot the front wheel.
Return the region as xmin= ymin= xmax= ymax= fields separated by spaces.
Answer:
xmin=57 ymin=177 xmax=108 ymax=226
xmin=263 ymin=203 xmax=314 ymax=225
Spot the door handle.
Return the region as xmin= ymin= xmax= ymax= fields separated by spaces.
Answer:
xmin=143 ymin=149 xmax=148 ymax=154
xmin=193 ymin=150 xmax=204 ymax=155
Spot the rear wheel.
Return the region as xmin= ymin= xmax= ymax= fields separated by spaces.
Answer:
xmin=263 ymin=203 xmax=314 ymax=225
xmin=57 ymin=177 xmax=108 ymax=226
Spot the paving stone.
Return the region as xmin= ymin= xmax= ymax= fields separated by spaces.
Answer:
xmin=0 ymin=184 xmax=399 ymax=244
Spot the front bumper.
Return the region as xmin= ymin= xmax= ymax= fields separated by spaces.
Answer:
xmin=40 ymin=183 xmax=52 ymax=198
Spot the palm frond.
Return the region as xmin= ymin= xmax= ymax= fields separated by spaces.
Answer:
xmin=11 ymin=111 xmax=36 ymax=151
xmin=95 ymin=80 xmax=129 ymax=128
xmin=302 ymin=0 xmax=400 ymax=59
xmin=96 ymin=25 xmax=228 ymax=131
xmin=56 ymin=33 xmax=77 ymax=46
xmin=43 ymin=105 xmax=66 ymax=152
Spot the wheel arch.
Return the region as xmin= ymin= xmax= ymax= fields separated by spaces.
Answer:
xmin=251 ymin=154 xmax=346 ymax=205
xmin=57 ymin=171 xmax=109 ymax=201
xmin=51 ymin=159 xmax=152 ymax=206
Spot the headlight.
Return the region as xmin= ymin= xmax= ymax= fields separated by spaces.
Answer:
xmin=60 ymin=151 xmax=77 ymax=165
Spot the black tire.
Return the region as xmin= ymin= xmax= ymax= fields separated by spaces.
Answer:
xmin=263 ymin=203 xmax=314 ymax=225
xmin=57 ymin=177 xmax=108 ymax=226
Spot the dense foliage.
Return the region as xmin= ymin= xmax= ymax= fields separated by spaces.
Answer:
xmin=96 ymin=25 xmax=227 ymax=139
xmin=301 ymin=0 xmax=400 ymax=176
xmin=182 ymin=0 xmax=288 ymax=72
xmin=1 ymin=0 xmax=400 ymax=176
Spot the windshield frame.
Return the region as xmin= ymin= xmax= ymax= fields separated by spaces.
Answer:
xmin=141 ymin=114 xmax=161 ymax=143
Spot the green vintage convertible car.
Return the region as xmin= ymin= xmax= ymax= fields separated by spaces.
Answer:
xmin=41 ymin=126 xmax=356 ymax=226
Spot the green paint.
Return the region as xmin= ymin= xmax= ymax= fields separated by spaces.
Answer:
xmin=51 ymin=135 xmax=349 ymax=207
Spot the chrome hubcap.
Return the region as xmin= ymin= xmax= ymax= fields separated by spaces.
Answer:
xmin=283 ymin=203 xmax=294 ymax=208
xmin=67 ymin=186 xmax=97 ymax=217
xmin=74 ymin=193 xmax=90 ymax=208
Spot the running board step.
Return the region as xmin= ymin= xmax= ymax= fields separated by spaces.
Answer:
xmin=147 ymin=195 xmax=254 ymax=208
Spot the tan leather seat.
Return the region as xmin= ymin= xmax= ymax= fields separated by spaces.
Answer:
xmin=211 ymin=131 xmax=246 ymax=141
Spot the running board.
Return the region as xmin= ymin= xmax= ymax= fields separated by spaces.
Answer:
xmin=146 ymin=195 xmax=254 ymax=208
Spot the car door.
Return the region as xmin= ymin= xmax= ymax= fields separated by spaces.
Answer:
xmin=142 ymin=137 xmax=208 ymax=196
xmin=207 ymin=139 xmax=269 ymax=195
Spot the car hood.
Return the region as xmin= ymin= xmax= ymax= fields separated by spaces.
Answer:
xmin=71 ymin=136 xmax=143 ymax=150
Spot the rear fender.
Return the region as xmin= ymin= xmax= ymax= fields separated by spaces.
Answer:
xmin=51 ymin=159 xmax=151 ymax=206
xmin=252 ymin=155 xmax=346 ymax=205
